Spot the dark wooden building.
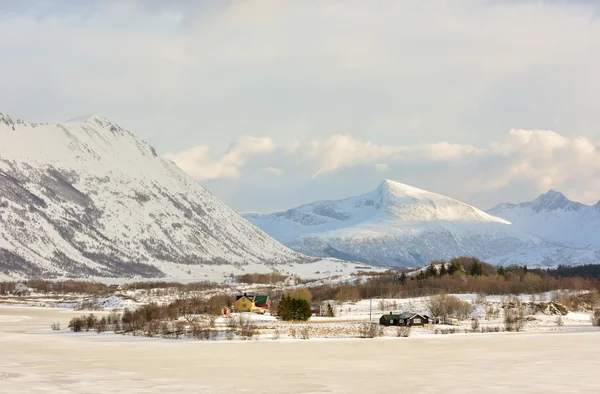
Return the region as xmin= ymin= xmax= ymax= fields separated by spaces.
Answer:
xmin=379 ymin=312 xmax=429 ymax=326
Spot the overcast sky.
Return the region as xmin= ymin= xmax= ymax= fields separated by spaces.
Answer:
xmin=1 ymin=0 xmax=599 ymax=212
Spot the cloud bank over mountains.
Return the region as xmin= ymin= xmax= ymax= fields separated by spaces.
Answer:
xmin=166 ymin=129 xmax=600 ymax=212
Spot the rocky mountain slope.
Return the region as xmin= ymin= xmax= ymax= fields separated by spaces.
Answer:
xmin=244 ymin=180 xmax=540 ymax=266
xmin=0 ymin=113 xmax=330 ymax=279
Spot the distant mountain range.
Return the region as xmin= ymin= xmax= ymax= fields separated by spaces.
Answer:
xmin=0 ymin=113 xmax=364 ymax=280
xmin=244 ymin=180 xmax=600 ymax=267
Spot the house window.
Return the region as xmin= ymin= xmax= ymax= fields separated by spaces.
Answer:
xmin=413 ymin=318 xmax=421 ymax=324
xmin=390 ymin=319 xmax=394 ymax=324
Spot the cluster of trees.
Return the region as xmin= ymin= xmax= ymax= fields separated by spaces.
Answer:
xmin=308 ymin=272 xmax=599 ymax=303
xmin=66 ymin=295 xmax=262 ymax=340
xmin=236 ymin=272 xmax=288 ymax=285
xmin=0 ymin=280 xmax=109 ymax=295
xmin=530 ymin=264 xmax=600 ymax=279
xmin=277 ymin=295 xmax=312 ymax=321
xmin=414 ymin=257 xmax=496 ymax=280
xmin=307 ymin=259 xmax=600 ymax=303
xmin=424 ymin=293 xmax=473 ymax=322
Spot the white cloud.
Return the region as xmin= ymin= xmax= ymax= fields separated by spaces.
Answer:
xmin=173 ymin=129 xmax=600 ymax=210
xmin=308 ymin=134 xmax=480 ymax=178
xmin=262 ymin=167 xmax=284 ymax=176
xmin=375 ymin=163 xmax=389 ymax=172
xmin=164 ymin=136 xmax=275 ymax=180
xmin=1 ymin=0 xmax=599 ymax=157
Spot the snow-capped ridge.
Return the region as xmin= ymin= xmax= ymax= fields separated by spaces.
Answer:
xmin=373 ymin=179 xmax=510 ymax=224
xmin=244 ymin=179 xmax=524 ymax=266
xmin=0 ymin=112 xmax=314 ymax=278
xmin=489 ymin=190 xmax=588 ymax=214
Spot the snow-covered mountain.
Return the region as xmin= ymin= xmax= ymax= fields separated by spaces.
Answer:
xmin=486 ymin=191 xmax=600 ymax=266
xmin=243 ymin=180 xmax=539 ymax=266
xmin=0 ymin=113 xmax=361 ymax=280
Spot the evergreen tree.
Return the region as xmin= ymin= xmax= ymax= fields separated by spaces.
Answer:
xmin=426 ymin=263 xmax=438 ymax=278
xmin=439 ymin=263 xmax=448 ymax=276
xmin=448 ymin=260 xmax=462 ymax=275
xmin=277 ymin=295 xmax=311 ymax=321
xmin=469 ymin=261 xmax=484 ymax=277
xmin=326 ymin=303 xmax=335 ymax=317
xmin=277 ymin=295 xmax=292 ymax=321
xmin=399 ymin=272 xmax=407 ymax=284
xmin=497 ymin=265 xmax=507 ymax=279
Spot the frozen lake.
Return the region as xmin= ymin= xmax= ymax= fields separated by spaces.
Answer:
xmin=1 ymin=307 xmax=599 ymax=393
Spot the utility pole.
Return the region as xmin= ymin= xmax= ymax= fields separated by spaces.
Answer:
xmin=369 ymin=297 xmax=372 ymax=323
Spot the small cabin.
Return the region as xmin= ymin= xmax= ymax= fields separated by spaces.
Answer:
xmin=380 ymin=312 xmax=429 ymax=326
xmin=397 ymin=312 xmax=428 ymax=326
xmin=380 ymin=312 xmax=402 ymax=326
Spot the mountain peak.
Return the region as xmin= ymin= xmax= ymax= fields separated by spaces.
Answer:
xmin=532 ymin=189 xmax=581 ymax=212
xmin=537 ymin=189 xmax=567 ymax=200
xmin=376 ymin=179 xmax=433 ymax=199
xmin=65 ymin=114 xmax=108 ymax=124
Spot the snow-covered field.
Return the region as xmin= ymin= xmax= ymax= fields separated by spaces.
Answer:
xmin=1 ymin=306 xmax=600 ymax=393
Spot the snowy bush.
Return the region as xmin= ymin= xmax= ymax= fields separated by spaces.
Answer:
xmin=397 ymin=326 xmax=411 ymax=337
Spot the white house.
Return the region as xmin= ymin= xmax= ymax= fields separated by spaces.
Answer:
xmin=13 ymin=283 xmax=29 ymax=296
xmin=283 ymin=275 xmax=299 ymax=287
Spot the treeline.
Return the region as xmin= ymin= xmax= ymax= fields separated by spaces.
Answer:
xmin=306 ymin=260 xmax=600 ymax=303
xmin=0 ymin=280 xmax=223 ymax=295
xmin=530 ymin=264 xmax=600 ymax=279
xmin=236 ymin=272 xmax=288 ymax=285
xmin=0 ymin=280 xmax=109 ymax=295
xmin=68 ymin=294 xmax=240 ymax=339
xmin=123 ymin=281 xmax=222 ymax=292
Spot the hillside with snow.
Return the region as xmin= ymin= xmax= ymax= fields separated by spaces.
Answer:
xmin=486 ymin=191 xmax=600 ymax=266
xmin=244 ymin=180 xmax=540 ymax=266
xmin=0 ymin=113 xmax=367 ymax=280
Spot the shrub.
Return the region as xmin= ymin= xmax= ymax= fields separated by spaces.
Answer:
xmin=50 ymin=322 xmax=60 ymax=331
xmin=471 ymin=318 xmax=480 ymax=331
xmin=68 ymin=316 xmax=84 ymax=332
xmin=358 ymin=323 xmax=381 ymax=338
xmin=556 ymin=316 xmax=564 ymax=327
xmin=300 ymin=326 xmax=311 ymax=339
xmin=397 ymin=326 xmax=411 ymax=337
xmin=591 ymin=309 xmax=600 ymax=327
xmin=237 ymin=315 xmax=257 ymax=339
xmin=96 ymin=316 xmax=107 ymax=334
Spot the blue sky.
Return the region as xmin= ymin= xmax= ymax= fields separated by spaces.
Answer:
xmin=1 ymin=0 xmax=599 ymax=212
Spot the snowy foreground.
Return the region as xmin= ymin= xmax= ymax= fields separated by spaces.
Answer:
xmin=1 ymin=307 xmax=599 ymax=393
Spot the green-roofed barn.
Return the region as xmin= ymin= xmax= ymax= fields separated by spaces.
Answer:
xmin=254 ymin=295 xmax=271 ymax=310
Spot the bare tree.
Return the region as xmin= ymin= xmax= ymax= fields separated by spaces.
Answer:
xmin=425 ymin=293 xmax=473 ymax=324
xmin=237 ymin=315 xmax=257 ymax=339
xmin=503 ymin=296 xmax=526 ymax=332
